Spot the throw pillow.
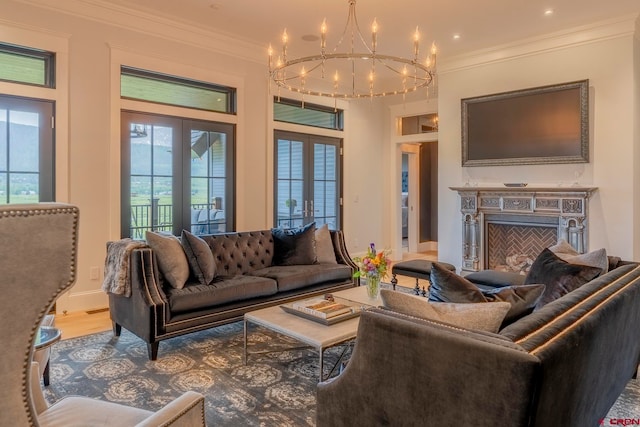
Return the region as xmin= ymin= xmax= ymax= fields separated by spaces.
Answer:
xmin=315 ymin=224 xmax=337 ymax=264
xmin=429 ymin=262 xmax=486 ymax=303
xmin=272 ymin=222 xmax=317 ymax=266
xmin=525 ymin=248 xmax=602 ymax=308
xmin=380 ymin=289 xmax=511 ymax=333
xmin=481 ymin=283 xmax=546 ymax=324
xmin=145 ymin=231 xmax=189 ymax=289
xmin=181 ymin=230 xmax=216 ymax=285
xmin=429 ymin=262 xmax=545 ymax=324
xmin=548 ymin=239 xmax=608 ymax=274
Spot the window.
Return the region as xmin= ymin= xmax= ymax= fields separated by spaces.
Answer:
xmin=0 ymin=95 xmax=55 ymax=204
xmin=400 ymin=113 xmax=438 ymax=135
xmin=0 ymin=43 xmax=55 ymax=88
xmin=274 ymin=130 xmax=341 ymax=230
xmin=121 ymin=67 xmax=235 ymax=114
xmin=274 ymin=98 xmax=343 ymax=130
xmin=121 ymin=111 xmax=235 ymax=238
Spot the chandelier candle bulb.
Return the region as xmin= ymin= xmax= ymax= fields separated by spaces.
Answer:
xmin=413 ymin=26 xmax=420 ymax=58
xmin=431 ymin=41 xmax=437 ymax=69
xmin=282 ymin=29 xmax=288 ymax=61
xmin=372 ymin=18 xmax=378 ymax=52
xmin=321 ymin=19 xmax=327 ymax=52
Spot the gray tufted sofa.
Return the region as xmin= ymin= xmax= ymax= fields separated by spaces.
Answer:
xmin=109 ymin=229 xmax=358 ymax=360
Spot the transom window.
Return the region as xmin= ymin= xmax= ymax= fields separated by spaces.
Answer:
xmin=121 ymin=66 xmax=236 ymax=114
xmin=274 ymin=98 xmax=343 ymax=130
xmin=0 ymin=43 xmax=55 ymax=88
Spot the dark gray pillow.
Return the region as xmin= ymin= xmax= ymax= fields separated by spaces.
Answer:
xmin=271 ymin=222 xmax=317 ymax=266
xmin=429 ymin=262 xmax=485 ymax=303
xmin=429 ymin=262 xmax=546 ymax=324
xmin=525 ymin=248 xmax=602 ymax=309
xmin=181 ymin=230 xmax=216 ymax=285
xmin=145 ymin=231 xmax=189 ymax=289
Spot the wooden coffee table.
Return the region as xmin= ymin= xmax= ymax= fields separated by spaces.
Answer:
xmin=243 ymin=286 xmax=379 ymax=380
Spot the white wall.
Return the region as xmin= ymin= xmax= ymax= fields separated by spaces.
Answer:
xmin=437 ymin=17 xmax=639 ymax=267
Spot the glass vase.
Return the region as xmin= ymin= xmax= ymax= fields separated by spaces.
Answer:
xmin=366 ymin=274 xmax=381 ymax=300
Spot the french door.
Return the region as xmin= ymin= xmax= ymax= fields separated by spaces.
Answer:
xmin=274 ymin=130 xmax=341 ymax=230
xmin=0 ymin=95 xmax=54 ymax=204
xmin=121 ymin=111 xmax=235 ymax=238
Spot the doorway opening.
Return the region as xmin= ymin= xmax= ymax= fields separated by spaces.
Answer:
xmin=399 ymin=142 xmax=438 ymax=257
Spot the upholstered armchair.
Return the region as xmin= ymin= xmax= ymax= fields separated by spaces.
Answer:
xmin=0 ymin=203 xmax=206 ymax=427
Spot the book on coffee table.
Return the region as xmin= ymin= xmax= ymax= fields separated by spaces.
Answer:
xmin=291 ymin=298 xmax=353 ymax=319
xmin=281 ymin=297 xmax=362 ymax=325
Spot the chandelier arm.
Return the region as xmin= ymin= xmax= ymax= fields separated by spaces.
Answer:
xmin=349 ymin=1 xmax=374 ymax=55
xmin=373 ymin=57 xmax=433 ymax=79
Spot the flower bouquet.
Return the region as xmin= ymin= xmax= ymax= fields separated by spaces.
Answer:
xmin=353 ymin=243 xmax=391 ymax=299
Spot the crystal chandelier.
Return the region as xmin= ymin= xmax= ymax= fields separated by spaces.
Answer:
xmin=268 ymin=0 xmax=437 ymax=100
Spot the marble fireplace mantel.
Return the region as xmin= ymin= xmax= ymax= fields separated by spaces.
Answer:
xmin=450 ymin=186 xmax=598 ymax=272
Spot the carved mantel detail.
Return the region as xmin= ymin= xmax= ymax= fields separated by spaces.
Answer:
xmin=450 ymin=186 xmax=597 ymax=272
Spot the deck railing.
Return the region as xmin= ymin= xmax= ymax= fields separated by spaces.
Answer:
xmin=130 ymin=201 xmax=218 ymax=239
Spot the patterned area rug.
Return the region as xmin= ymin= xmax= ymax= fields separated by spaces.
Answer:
xmin=44 ymin=318 xmax=640 ymax=426
xmin=45 ymin=322 xmax=348 ymax=426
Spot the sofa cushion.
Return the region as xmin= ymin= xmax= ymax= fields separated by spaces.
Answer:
xmin=525 ymin=248 xmax=602 ymax=309
xmin=380 ymin=289 xmax=511 ymax=333
xmin=429 ymin=262 xmax=546 ymax=324
xmin=166 ymin=275 xmax=278 ymax=313
xmin=249 ymin=264 xmax=352 ymax=292
xmin=145 ymin=231 xmax=189 ymax=289
xmin=315 ymin=224 xmax=337 ymax=264
xmin=549 ymin=239 xmax=608 ymax=273
xmin=465 ymin=270 xmax=526 ymax=288
xmin=272 ymin=222 xmax=317 ymax=265
xmin=181 ymin=230 xmax=216 ymax=285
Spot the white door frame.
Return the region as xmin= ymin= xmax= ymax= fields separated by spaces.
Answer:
xmin=388 ymin=100 xmax=439 ymax=259
xmin=401 ymin=144 xmax=420 ymax=253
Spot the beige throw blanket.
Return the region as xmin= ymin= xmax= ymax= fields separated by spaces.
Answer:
xmin=102 ymin=238 xmax=147 ymax=297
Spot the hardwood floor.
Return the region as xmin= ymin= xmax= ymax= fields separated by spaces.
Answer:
xmin=55 ymin=309 xmax=111 ymax=340
xmin=54 ymin=250 xmax=439 ymax=340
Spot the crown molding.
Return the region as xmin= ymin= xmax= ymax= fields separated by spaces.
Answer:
xmin=440 ymin=13 xmax=638 ymax=73
xmin=0 ymin=16 xmax=71 ymax=40
xmin=13 ymin=0 xmax=266 ymax=65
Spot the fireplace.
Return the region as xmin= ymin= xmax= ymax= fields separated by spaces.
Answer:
xmin=486 ymin=218 xmax=557 ymax=273
xmin=451 ymin=186 xmax=597 ymax=273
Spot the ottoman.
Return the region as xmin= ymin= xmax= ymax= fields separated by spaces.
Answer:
xmin=390 ymin=260 xmax=456 ymax=296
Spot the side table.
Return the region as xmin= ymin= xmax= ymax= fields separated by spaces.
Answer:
xmin=34 ymin=326 xmax=61 ymax=386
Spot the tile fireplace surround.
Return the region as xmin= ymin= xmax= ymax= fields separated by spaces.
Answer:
xmin=450 ymin=186 xmax=597 ymax=273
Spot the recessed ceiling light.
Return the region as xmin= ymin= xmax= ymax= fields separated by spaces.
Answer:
xmin=452 ymin=34 xmax=461 ymax=40
xmin=302 ymin=34 xmax=320 ymax=42
xmin=544 ymin=8 xmax=554 ymax=16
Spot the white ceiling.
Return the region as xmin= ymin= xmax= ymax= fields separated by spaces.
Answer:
xmin=106 ymin=0 xmax=639 ymax=59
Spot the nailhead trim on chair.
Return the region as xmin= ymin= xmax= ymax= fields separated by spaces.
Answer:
xmin=1 ymin=205 xmax=79 ymax=427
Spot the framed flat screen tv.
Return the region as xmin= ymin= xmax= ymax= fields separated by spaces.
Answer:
xmin=461 ymin=80 xmax=589 ymax=167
